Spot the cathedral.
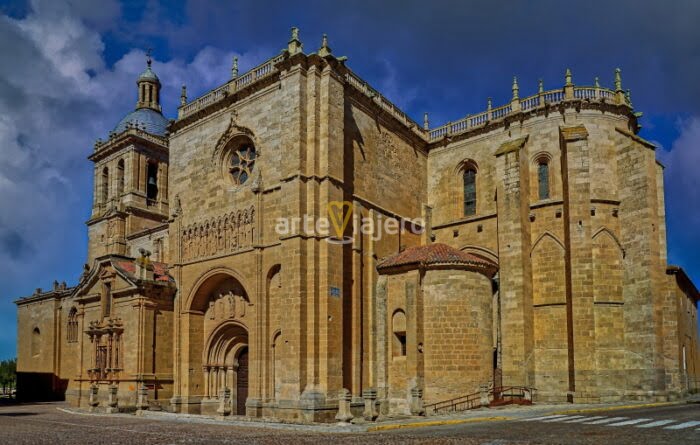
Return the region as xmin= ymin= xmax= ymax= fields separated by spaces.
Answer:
xmin=15 ymin=28 xmax=700 ymax=421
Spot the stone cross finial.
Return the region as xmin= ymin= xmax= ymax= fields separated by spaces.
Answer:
xmin=538 ymin=79 xmax=544 ymax=94
xmin=318 ymin=33 xmax=332 ymax=57
xmin=511 ymin=76 xmax=519 ymax=100
xmin=594 ymin=77 xmax=600 ymax=88
xmin=180 ymin=84 xmax=187 ymax=106
xmin=231 ymin=56 xmax=239 ymax=79
xmin=288 ymin=26 xmax=303 ymax=54
xmin=565 ymin=68 xmax=573 ymax=86
xmin=614 ymin=68 xmax=622 ymax=91
xmin=136 ymin=248 xmax=154 ymax=280
xmin=251 ymin=168 xmax=263 ymax=194
xmin=423 ymin=112 xmax=429 ymax=130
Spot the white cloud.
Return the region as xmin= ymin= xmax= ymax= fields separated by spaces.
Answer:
xmin=0 ymin=0 xmax=251 ymax=359
xmin=376 ymin=58 xmax=418 ymax=111
xmin=0 ymin=0 xmax=249 ymax=279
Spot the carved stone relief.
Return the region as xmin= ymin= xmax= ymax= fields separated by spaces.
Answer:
xmin=181 ymin=206 xmax=255 ymax=261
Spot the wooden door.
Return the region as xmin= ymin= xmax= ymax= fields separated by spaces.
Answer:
xmin=236 ymin=347 xmax=248 ymax=415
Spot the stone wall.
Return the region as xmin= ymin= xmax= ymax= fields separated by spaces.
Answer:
xmin=425 ymin=103 xmax=682 ymax=402
xmin=422 ymin=269 xmax=493 ymax=404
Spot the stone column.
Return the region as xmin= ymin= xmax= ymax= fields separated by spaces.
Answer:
xmin=136 ymin=384 xmax=149 ymax=411
xmin=203 ymin=366 xmax=210 ymax=399
xmin=212 ymin=367 xmax=219 ymax=398
xmin=335 ymin=388 xmax=353 ymax=424
xmin=560 ymin=125 xmax=597 ymax=402
xmin=374 ymin=276 xmax=389 ymax=415
xmin=494 ymin=136 xmax=534 ymax=388
xmin=479 ymin=384 xmax=490 ymax=407
xmin=616 ymin=128 xmax=667 ymax=399
xmin=105 ymin=384 xmax=118 ymax=413
xmin=409 ymin=387 xmax=425 ymax=416
xmin=405 ymin=271 xmax=424 ymax=398
xmin=138 ymin=153 xmax=147 ymax=193
xmin=227 ymin=367 xmax=234 ymax=398
xmin=220 ymin=366 xmax=227 ymax=394
xmin=362 ymin=388 xmax=378 ymax=421
xmin=88 ymin=384 xmax=99 ymax=412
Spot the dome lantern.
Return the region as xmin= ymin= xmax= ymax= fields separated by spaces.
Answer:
xmin=136 ymin=50 xmax=162 ymax=112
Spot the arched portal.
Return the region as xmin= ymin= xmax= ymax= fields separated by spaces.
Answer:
xmin=204 ymin=321 xmax=249 ymax=415
xmin=182 ymin=269 xmax=253 ymax=416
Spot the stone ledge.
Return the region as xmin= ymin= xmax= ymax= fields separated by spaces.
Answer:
xmin=560 ymin=125 xmax=588 ymax=141
xmin=494 ymin=135 xmax=529 ymax=156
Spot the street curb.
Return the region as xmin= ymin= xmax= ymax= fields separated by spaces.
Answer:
xmin=551 ymin=401 xmax=684 ymax=415
xmin=367 ymin=416 xmax=510 ymax=432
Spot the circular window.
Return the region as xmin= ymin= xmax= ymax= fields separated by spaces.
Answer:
xmin=228 ymin=144 xmax=256 ymax=185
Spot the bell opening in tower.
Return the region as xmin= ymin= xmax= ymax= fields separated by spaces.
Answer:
xmin=147 ymin=161 xmax=158 ymax=205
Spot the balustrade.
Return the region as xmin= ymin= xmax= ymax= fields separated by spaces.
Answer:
xmin=177 ymin=50 xmax=630 ymax=146
xmin=428 ymin=83 xmax=625 ymax=141
xmin=179 ymin=55 xmax=285 ymax=118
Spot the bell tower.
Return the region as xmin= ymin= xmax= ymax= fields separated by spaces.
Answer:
xmin=86 ymin=53 xmax=170 ymax=263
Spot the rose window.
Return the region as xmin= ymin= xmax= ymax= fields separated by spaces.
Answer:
xmin=229 ymin=144 xmax=256 ymax=185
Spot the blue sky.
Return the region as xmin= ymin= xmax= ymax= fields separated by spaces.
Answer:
xmin=0 ymin=0 xmax=699 ymax=360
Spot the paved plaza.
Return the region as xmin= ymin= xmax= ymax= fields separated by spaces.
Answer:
xmin=1 ymin=401 xmax=699 ymax=444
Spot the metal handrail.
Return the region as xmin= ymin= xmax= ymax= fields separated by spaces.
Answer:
xmin=425 ymin=384 xmax=536 ymax=415
xmin=424 ymin=390 xmax=482 ymax=414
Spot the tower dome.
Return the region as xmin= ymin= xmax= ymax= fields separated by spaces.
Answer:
xmin=113 ymin=108 xmax=169 ymax=136
xmin=112 ymin=53 xmax=168 ymax=137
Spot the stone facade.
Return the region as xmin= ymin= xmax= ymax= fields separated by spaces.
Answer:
xmin=15 ymin=29 xmax=700 ymax=420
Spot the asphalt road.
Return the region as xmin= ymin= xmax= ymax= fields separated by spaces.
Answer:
xmin=0 ymin=402 xmax=698 ymax=444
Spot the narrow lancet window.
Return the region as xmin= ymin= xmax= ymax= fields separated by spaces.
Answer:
xmin=463 ymin=168 xmax=477 ymax=216
xmin=538 ymin=162 xmax=550 ymax=200
xmin=101 ymin=167 xmax=109 ymax=206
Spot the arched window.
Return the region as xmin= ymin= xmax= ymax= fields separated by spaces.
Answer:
xmin=392 ymin=310 xmax=407 ymax=357
xmin=102 ymin=282 xmax=112 ymax=318
xmin=271 ymin=332 xmax=282 ymax=401
xmin=538 ymin=161 xmax=550 ymax=200
xmin=146 ymin=161 xmax=158 ymax=204
xmin=463 ymin=168 xmax=477 ymax=216
xmin=116 ymin=159 xmax=125 ymax=198
xmin=31 ymin=327 xmax=41 ymax=357
xmin=101 ymin=166 xmax=109 ymax=206
xmin=67 ymin=308 xmax=78 ymax=343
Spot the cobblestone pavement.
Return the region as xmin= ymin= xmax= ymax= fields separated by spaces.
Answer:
xmin=388 ymin=403 xmax=700 ymax=444
xmin=0 ymin=402 xmax=490 ymax=445
xmin=1 ymin=402 xmax=699 ymax=444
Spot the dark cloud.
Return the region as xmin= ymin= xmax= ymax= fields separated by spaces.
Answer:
xmin=0 ymin=229 xmax=35 ymax=261
xmin=658 ymin=117 xmax=700 ymax=275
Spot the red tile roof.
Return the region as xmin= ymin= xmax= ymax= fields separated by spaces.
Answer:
xmin=115 ymin=260 xmax=173 ymax=282
xmin=377 ymin=243 xmax=497 ymax=276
